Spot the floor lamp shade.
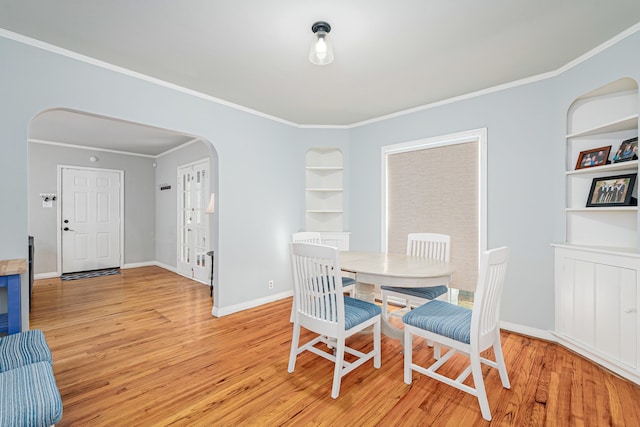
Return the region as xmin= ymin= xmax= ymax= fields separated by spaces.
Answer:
xmin=205 ymin=193 xmax=215 ymax=214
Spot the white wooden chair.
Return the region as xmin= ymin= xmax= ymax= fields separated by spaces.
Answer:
xmin=381 ymin=233 xmax=450 ymax=320
xmin=290 ymin=231 xmax=322 ymax=244
xmin=402 ymin=246 xmax=510 ymax=421
xmin=288 ymin=242 xmax=381 ymax=398
xmin=291 ymin=232 xmax=355 ymax=296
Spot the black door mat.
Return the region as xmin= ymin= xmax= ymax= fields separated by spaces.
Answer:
xmin=61 ymin=268 xmax=120 ymax=281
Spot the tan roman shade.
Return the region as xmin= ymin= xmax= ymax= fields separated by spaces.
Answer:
xmin=387 ymin=141 xmax=479 ymax=291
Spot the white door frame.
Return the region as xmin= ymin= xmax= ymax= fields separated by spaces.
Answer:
xmin=56 ymin=165 xmax=125 ymax=276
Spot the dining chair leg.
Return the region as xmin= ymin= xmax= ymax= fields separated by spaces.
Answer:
xmin=331 ymin=341 xmax=346 ymax=399
xmin=470 ymin=352 xmax=492 ymax=421
xmin=493 ymin=333 xmax=511 ymax=388
xmin=288 ymin=323 xmax=301 ymax=373
xmin=403 ymin=330 xmax=413 ymax=384
xmin=373 ymin=321 xmax=381 ymax=368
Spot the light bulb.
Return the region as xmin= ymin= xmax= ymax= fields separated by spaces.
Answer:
xmin=309 ymin=22 xmax=334 ymax=65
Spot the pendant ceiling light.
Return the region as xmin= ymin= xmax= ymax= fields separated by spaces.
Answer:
xmin=309 ymin=21 xmax=334 ymax=65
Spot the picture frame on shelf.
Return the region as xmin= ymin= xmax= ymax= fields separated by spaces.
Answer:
xmin=612 ymin=137 xmax=638 ymax=163
xmin=575 ymin=145 xmax=611 ymax=170
xmin=586 ymin=173 xmax=637 ymax=207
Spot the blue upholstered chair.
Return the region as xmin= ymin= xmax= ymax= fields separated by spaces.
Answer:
xmin=0 ymin=329 xmax=53 ymax=372
xmin=381 ymin=233 xmax=450 ymax=320
xmin=288 ymin=242 xmax=381 ymax=398
xmin=0 ymin=361 xmax=63 ymax=426
xmin=402 ymin=246 xmax=510 ymax=421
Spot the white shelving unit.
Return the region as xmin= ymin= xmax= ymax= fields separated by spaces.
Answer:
xmin=564 ymin=89 xmax=639 ymax=248
xmin=305 ymin=148 xmax=344 ymax=232
xmin=553 ymin=77 xmax=640 ymax=385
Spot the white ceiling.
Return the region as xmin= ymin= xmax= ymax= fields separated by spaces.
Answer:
xmin=3 ymin=1 xmax=640 ymax=154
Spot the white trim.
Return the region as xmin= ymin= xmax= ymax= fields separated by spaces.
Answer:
xmin=34 ymin=272 xmax=60 ymax=280
xmin=381 ymin=128 xmax=487 ymax=256
xmin=499 ymin=321 xmax=556 ymax=342
xmin=552 ymin=332 xmax=640 ymax=385
xmin=57 ymin=165 xmax=125 ymax=275
xmin=154 ymin=261 xmax=177 ymax=273
xmin=2 ymin=22 xmax=640 ymax=128
xmin=212 ymin=290 xmax=293 ymax=317
xmin=30 ymin=138 xmax=155 ymax=158
xmin=156 ymin=138 xmax=201 ymax=158
xmin=0 ymin=29 xmax=298 ymax=128
xmin=122 ymin=261 xmax=156 ymax=269
xmin=29 ymin=137 xmax=203 ymax=159
xmin=349 ymin=22 xmax=640 ymax=128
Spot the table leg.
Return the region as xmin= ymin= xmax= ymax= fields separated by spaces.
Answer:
xmin=354 ymin=282 xmax=403 ymax=341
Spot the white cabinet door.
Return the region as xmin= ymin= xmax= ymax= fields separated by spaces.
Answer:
xmin=555 ymin=246 xmax=639 ymax=376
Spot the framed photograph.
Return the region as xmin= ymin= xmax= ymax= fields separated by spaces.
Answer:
xmin=575 ymin=145 xmax=611 ymax=170
xmin=586 ymin=173 xmax=637 ymax=207
xmin=612 ymin=137 xmax=638 ymax=163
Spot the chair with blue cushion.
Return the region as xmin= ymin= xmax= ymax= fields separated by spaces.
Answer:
xmin=402 ymin=246 xmax=510 ymax=421
xmin=0 ymin=361 xmax=63 ymax=427
xmin=0 ymin=329 xmax=53 ymax=373
xmin=381 ymin=233 xmax=450 ymax=320
xmin=288 ymin=242 xmax=381 ymax=398
xmin=291 ymin=232 xmax=355 ymax=296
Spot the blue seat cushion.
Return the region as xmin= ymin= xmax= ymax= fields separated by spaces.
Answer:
xmin=344 ymin=296 xmax=381 ymax=330
xmin=341 ymin=277 xmax=356 ymax=287
xmin=402 ymin=300 xmax=472 ymax=344
xmin=0 ymin=361 xmax=63 ymax=427
xmin=0 ymin=329 xmax=53 ymax=372
xmin=380 ymin=285 xmax=448 ymax=301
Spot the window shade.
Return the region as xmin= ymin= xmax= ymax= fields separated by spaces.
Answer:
xmin=387 ymin=141 xmax=478 ymax=291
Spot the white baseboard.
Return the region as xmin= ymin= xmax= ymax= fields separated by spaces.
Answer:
xmin=212 ymin=290 xmax=293 ymax=317
xmin=552 ymin=331 xmax=640 ymax=385
xmin=122 ymin=261 xmax=156 ymax=269
xmin=499 ymin=321 xmax=556 ymax=342
xmin=34 ymin=272 xmax=59 ymax=280
xmin=154 ymin=261 xmax=177 ymax=273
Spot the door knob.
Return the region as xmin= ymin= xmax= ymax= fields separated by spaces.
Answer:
xmin=63 ymin=227 xmax=74 ymax=231
xmin=64 ymin=219 xmax=69 ymax=223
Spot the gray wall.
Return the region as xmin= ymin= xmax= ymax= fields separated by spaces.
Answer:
xmin=2 ymin=28 xmax=640 ymax=334
xmin=0 ymin=34 xmax=347 ymax=328
xmin=28 ymin=142 xmax=157 ymax=274
xmin=349 ymin=31 xmax=640 ymax=331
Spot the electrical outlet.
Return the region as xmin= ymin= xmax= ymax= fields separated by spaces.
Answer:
xmin=268 ymin=280 xmax=274 ymax=289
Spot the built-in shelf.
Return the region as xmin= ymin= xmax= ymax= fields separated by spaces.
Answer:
xmin=566 ymin=160 xmax=638 ymax=176
xmin=554 ymin=78 xmax=640 ymax=386
xmin=305 ymin=148 xmax=344 ymax=232
xmin=566 ymin=206 xmax=638 ymax=212
xmin=566 ymin=114 xmax=638 ymax=139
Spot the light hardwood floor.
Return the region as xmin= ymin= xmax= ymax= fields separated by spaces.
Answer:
xmin=31 ymin=266 xmax=640 ymax=426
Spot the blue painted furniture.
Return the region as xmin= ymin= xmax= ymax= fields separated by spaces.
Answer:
xmin=0 ymin=259 xmax=26 ymax=335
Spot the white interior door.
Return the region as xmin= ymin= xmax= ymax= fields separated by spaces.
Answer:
xmin=61 ymin=167 xmax=122 ymax=273
xmin=177 ymin=159 xmax=210 ymax=282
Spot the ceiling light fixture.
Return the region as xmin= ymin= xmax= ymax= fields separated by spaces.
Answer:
xmin=309 ymin=21 xmax=334 ymax=65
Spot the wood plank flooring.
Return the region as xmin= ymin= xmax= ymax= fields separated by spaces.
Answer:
xmin=30 ymin=266 xmax=640 ymax=426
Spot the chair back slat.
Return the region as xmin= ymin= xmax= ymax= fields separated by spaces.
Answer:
xmin=406 ymin=233 xmax=451 ymax=262
xmin=290 ymin=243 xmax=345 ymax=332
xmin=292 ymin=232 xmax=322 ymax=244
xmin=471 ymin=247 xmax=509 ymax=347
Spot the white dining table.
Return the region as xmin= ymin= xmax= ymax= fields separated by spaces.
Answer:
xmin=340 ymin=250 xmax=455 ymax=340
